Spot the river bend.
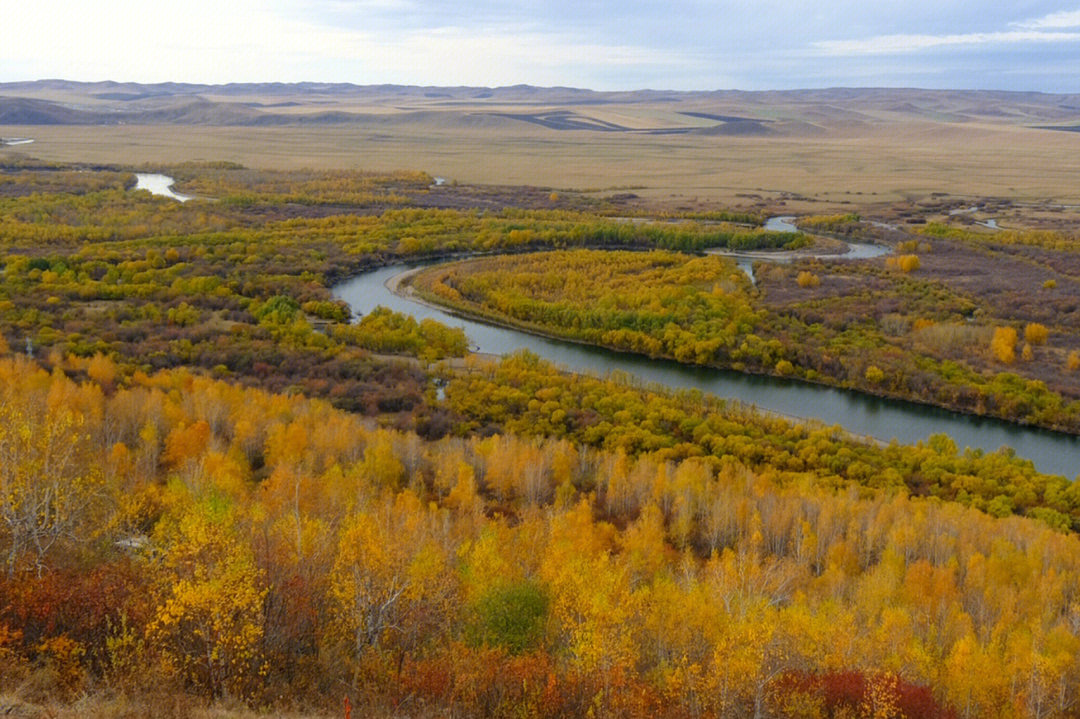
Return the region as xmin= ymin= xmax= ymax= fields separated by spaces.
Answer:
xmin=333 ymin=263 xmax=1080 ymax=479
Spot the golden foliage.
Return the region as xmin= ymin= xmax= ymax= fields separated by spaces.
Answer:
xmin=991 ymin=326 xmax=1017 ymax=364
xmin=886 ymin=254 xmax=920 ymax=273
xmin=0 ymin=343 xmax=1078 ymax=716
xmin=147 ymin=505 xmax=267 ymax=699
xmin=0 ymin=364 xmax=105 ymax=575
xmin=85 ymin=353 xmax=117 ymax=388
xmin=1025 ymin=322 xmax=1049 ymax=345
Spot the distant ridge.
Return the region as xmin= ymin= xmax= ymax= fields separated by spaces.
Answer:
xmin=0 ymin=96 xmax=105 ymax=125
xmin=1 ymin=81 xmax=1079 ymax=132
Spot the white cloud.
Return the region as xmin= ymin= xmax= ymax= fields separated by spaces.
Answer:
xmin=1 ymin=1 xmax=1077 ymax=90
xmin=0 ymin=0 xmax=690 ymax=86
xmin=1012 ymin=9 xmax=1080 ymax=30
xmin=814 ymin=30 xmax=1080 ymax=56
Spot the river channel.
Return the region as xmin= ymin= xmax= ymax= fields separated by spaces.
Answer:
xmin=132 ymin=174 xmax=1078 ymax=478
xmin=711 ymin=217 xmax=890 ymax=283
xmin=333 ymin=263 xmax=1080 ymax=479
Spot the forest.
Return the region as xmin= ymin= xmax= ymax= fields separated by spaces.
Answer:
xmin=4 ymin=352 xmax=1080 ymax=719
xmin=1 ymin=160 xmax=1080 ymax=717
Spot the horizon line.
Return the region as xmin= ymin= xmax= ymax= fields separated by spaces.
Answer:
xmin=3 ymin=79 xmax=1079 ymax=97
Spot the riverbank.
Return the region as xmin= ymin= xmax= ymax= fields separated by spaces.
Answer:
xmin=386 ymin=267 xmax=885 ymax=446
xmin=400 ymin=265 xmax=1044 ymax=432
xmin=374 ymin=252 xmax=1080 ymax=471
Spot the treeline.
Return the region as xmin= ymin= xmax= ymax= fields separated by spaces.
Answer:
xmin=919 ymin=222 xmax=1080 ymax=253
xmin=167 ymin=165 xmax=434 ymax=206
xmin=566 ymin=222 xmax=807 ymax=251
xmin=0 ymin=168 xmax=133 ymax=197
xmin=411 ymin=249 xmax=1080 ymax=433
xmin=446 ymin=352 xmax=1080 ymax=529
xmin=797 ymin=213 xmax=867 ymax=237
xmin=2 ymin=352 xmax=1080 ymax=718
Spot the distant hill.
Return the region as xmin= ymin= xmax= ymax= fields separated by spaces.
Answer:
xmin=0 ymin=96 xmax=107 ymax=125
xmin=1 ymin=81 xmax=1078 ymax=135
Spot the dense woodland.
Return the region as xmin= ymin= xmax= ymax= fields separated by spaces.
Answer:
xmin=3 ymin=353 xmax=1080 ymax=719
xmin=1 ymin=160 xmax=1080 ymax=717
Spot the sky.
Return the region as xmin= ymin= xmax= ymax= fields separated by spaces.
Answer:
xmin=3 ymin=1 xmax=1080 ymax=92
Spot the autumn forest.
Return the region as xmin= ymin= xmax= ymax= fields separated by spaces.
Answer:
xmin=1 ymin=157 xmax=1080 ymax=719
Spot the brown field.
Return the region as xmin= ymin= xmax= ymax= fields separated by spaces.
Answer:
xmin=3 ymin=83 xmax=1080 ymax=215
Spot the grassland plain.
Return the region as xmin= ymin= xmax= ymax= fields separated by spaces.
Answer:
xmin=5 ymin=121 xmax=1080 ymax=212
xmin=3 ymin=84 xmax=1080 ymax=215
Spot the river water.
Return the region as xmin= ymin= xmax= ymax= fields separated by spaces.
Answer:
xmin=333 ymin=263 xmax=1080 ymax=478
xmin=134 ymin=173 xmax=192 ymax=202
xmin=709 ymin=216 xmax=889 ymax=283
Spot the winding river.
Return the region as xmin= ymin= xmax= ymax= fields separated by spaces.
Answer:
xmin=333 ymin=263 xmax=1080 ymax=479
xmin=132 ymin=176 xmax=1078 ymax=477
xmin=708 ymin=217 xmax=889 ymax=283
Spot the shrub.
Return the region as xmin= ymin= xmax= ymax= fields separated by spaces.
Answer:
xmin=991 ymin=327 xmax=1017 ymax=364
xmin=468 ymin=581 xmax=549 ymax=654
xmin=254 ymin=295 xmax=300 ymax=325
xmin=886 ymin=254 xmax=920 ymax=273
xmin=1024 ymin=322 xmax=1049 ymax=345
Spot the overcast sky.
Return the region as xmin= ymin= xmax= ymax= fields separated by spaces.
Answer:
xmin=4 ymin=1 xmax=1080 ymax=91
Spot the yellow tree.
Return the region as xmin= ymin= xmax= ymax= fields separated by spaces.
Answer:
xmin=86 ymin=352 xmax=118 ymax=390
xmin=991 ymin=327 xmax=1017 ymax=364
xmin=1024 ymin=323 xmax=1049 ymax=346
xmin=327 ymin=494 xmax=457 ymax=686
xmin=147 ymin=501 xmax=267 ymax=699
xmin=944 ymin=634 xmax=1010 ymax=718
xmin=328 ymin=511 xmax=409 ymax=659
xmin=0 ymin=365 xmax=105 ymax=575
xmin=539 ymin=500 xmax=638 ymax=681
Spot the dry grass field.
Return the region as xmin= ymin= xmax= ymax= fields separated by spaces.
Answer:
xmin=3 ymin=122 xmax=1079 ymax=213
xmin=2 ymin=82 xmax=1080 ymax=214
